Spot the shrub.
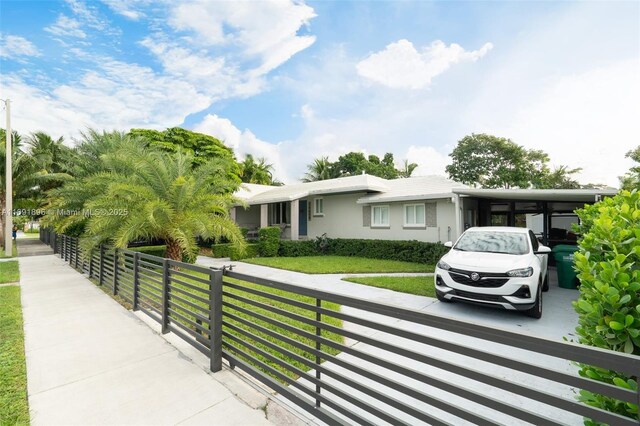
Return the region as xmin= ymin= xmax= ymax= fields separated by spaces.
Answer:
xmin=212 ymin=243 xmax=258 ymax=261
xmin=258 ymin=226 xmax=280 ymax=257
xmin=326 ymin=238 xmax=448 ymax=265
xmin=573 ymin=190 xmax=640 ymax=422
xmin=278 ymin=240 xmax=320 ymax=257
xmin=128 ymin=245 xmax=166 ymax=258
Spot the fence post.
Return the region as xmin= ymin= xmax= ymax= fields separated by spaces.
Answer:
xmin=209 ymin=269 xmax=223 ymax=372
xmin=112 ymin=249 xmax=118 ymax=296
xmin=98 ymin=245 xmax=105 ymax=286
xmin=88 ymin=249 xmax=93 ymax=278
xmin=132 ymin=252 xmax=139 ymax=311
xmin=315 ymin=298 xmax=322 ymax=408
xmin=161 ymin=259 xmax=170 ymax=334
xmin=74 ymin=238 xmax=79 ymax=270
xmin=53 ymin=232 xmax=58 ymax=254
xmin=61 ymin=235 xmax=66 ymax=261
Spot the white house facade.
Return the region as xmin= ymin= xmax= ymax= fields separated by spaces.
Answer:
xmin=232 ymin=175 xmax=617 ymax=246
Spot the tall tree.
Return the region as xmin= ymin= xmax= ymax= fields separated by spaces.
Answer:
xmin=446 ymin=133 xmax=550 ymax=188
xmin=239 ymin=154 xmax=275 ymax=185
xmin=0 ymin=129 xmax=38 ymax=248
xmin=302 ymin=156 xmax=340 ymax=182
xmin=398 ymin=159 xmax=419 ymax=178
xmin=620 ymin=146 xmax=640 ymax=190
xmin=534 ymin=165 xmax=582 ymax=189
xmin=43 ymin=139 xmax=244 ymax=261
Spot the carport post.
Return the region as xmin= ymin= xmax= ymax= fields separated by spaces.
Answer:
xmin=542 ymin=202 xmax=549 ymax=246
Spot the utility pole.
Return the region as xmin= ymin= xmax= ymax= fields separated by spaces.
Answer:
xmin=4 ymin=99 xmax=12 ymax=257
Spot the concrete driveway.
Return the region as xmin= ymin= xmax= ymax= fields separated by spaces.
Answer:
xmin=197 ymin=256 xmax=583 ymax=425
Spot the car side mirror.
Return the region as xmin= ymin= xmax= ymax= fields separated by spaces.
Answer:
xmin=535 ymin=245 xmax=551 ymax=254
xmin=444 ymin=241 xmax=453 ymax=248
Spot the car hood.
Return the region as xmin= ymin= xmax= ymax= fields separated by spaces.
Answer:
xmin=442 ymin=250 xmax=531 ymax=272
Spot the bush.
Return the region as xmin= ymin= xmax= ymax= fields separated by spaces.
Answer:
xmin=573 ymin=190 xmax=640 ymax=422
xmin=278 ymin=240 xmax=320 ymax=257
xmin=212 ymin=243 xmax=258 ymax=261
xmin=326 ymin=238 xmax=448 ymax=265
xmin=258 ymin=226 xmax=280 ymax=257
xmin=128 ymin=245 xmax=166 ymax=258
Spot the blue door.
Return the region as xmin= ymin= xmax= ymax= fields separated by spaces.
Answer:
xmin=299 ymin=200 xmax=308 ymax=236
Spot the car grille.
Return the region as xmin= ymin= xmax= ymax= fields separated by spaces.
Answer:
xmin=451 ymin=289 xmax=504 ymax=302
xmin=448 ymin=268 xmax=509 ymax=288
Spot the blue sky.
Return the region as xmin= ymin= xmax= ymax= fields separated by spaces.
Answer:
xmin=1 ymin=1 xmax=638 ymax=185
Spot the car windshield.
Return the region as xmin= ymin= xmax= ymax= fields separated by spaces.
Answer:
xmin=454 ymin=231 xmax=529 ymax=255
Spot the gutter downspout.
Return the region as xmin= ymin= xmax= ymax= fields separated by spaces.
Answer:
xmin=453 ymin=194 xmax=462 ymax=241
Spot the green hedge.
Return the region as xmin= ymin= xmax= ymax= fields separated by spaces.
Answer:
xmin=212 ymin=243 xmax=259 ymax=261
xmin=258 ymin=226 xmax=281 ymax=257
xmin=276 ymin=238 xmax=447 ymax=264
xmin=128 ymin=245 xmax=166 ymax=258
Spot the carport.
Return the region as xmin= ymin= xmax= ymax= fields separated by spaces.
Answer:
xmin=452 ymin=188 xmax=617 ymax=247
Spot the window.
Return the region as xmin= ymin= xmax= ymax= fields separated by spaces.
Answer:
xmin=314 ymin=198 xmax=324 ymax=216
xmin=371 ymin=205 xmax=390 ymax=227
xmin=404 ymin=204 xmax=425 ymax=227
xmin=269 ymin=202 xmax=289 ymax=225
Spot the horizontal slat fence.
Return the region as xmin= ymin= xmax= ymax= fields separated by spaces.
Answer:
xmin=40 ymin=229 xmax=640 ymax=426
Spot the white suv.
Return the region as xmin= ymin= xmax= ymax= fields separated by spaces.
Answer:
xmin=435 ymin=227 xmax=551 ymax=319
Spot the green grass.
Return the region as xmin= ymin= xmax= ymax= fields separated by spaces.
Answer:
xmin=243 ymin=256 xmax=435 ymax=274
xmin=343 ymin=276 xmax=436 ymax=297
xmin=0 ymin=261 xmax=20 ymax=284
xmin=0 ymin=286 xmax=29 ymax=425
xmin=94 ymin=258 xmax=344 ymax=383
xmin=0 ymin=242 xmax=18 ymax=259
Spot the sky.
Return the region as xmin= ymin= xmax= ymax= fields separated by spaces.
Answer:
xmin=0 ymin=0 xmax=639 ymax=186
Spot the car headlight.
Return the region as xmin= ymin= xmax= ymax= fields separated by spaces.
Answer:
xmin=507 ymin=267 xmax=533 ymax=277
xmin=437 ymin=260 xmax=451 ymax=270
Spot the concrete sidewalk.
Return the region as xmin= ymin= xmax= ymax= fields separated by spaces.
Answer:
xmin=20 ymin=253 xmax=276 ymax=425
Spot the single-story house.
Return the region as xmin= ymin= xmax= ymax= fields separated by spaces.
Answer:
xmin=231 ymin=174 xmax=617 ymax=246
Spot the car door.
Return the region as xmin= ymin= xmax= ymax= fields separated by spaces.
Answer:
xmin=529 ymin=230 xmax=548 ymax=279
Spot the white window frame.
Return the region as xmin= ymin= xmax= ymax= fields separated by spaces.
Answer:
xmin=371 ymin=205 xmax=390 ymax=228
xmin=313 ymin=197 xmax=324 ymax=216
xmin=403 ymin=203 xmax=426 ymax=228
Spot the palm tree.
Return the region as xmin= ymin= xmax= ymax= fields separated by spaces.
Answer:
xmin=239 ymin=154 xmax=275 ymax=185
xmin=44 ymin=139 xmax=244 ymax=261
xmin=398 ymin=159 xmax=418 ymax=178
xmin=0 ymin=129 xmax=38 ymax=249
xmin=302 ymin=156 xmax=339 ymax=182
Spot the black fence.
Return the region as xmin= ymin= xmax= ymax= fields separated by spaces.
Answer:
xmin=41 ymin=229 xmax=640 ymax=426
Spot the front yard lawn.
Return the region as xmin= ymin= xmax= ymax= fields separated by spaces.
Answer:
xmin=243 ymin=256 xmax=434 ymax=274
xmin=343 ymin=276 xmax=436 ymax=297
xmin=0 ymin=261 xmax=20 ymax=284
xmin=0 ymin=286 xmax=29 ymax=425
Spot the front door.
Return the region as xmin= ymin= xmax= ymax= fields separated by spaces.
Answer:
xmin=299 ymin=200 xmax=308 ymax=236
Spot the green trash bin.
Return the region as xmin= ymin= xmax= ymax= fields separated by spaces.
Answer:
xmin=552 ymin=244 xmax=579 ymax=289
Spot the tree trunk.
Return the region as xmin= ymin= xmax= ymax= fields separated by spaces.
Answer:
xmin=0 ymin=196 xmax=5 ymax=251
xmin=165 ymin=238 xmax=183 ymax=262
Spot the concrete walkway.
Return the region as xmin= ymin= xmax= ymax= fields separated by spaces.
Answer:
xmin=18 ymin=236 xmax=53 ymax=257
xmin=20 ymin=250 xmax=276 ymax=425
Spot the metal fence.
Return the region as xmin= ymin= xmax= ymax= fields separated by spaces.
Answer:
xmin=40 ymin=229 xmax=640 ymax=426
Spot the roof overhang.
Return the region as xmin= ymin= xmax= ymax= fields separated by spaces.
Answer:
xmin=452 ymin=188 xmax=618 ymax=203
xmin=357 ymin=192 xmax=454 ymax=204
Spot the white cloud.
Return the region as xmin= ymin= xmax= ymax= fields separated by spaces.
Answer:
xmin=101 ymin=0 xmax=147 ymax=20
xmin=479 ymin=60 xmax=640 ymax=187
xmin=357 ymin=39 xmax=493 ymax=89
xmin=169 ymin=0 xmax=316 ymax=75
xmin=405 ymin=145 xmax=452 ymax=177
xmin=0 ymin=35 xmax=41 ymax=58
xmin=194 ymin=114 xmax=291 ymax=182
xmin=45 ymin=15 xmax=87 ymax=39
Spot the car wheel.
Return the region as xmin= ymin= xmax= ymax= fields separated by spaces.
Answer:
xmin=525 ymin=281 xmax=543 ymax=319
xmin=542 ymin=271 xmax=549 ymax=292
xmin=436 ymin=292 xmax=451 ymax=303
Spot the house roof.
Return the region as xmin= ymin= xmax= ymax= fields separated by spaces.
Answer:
xmin=356 ymin=175 xmax=468 ymax=204
xmin=452 ymin=188 xmax=618 ymax=202
xmin=234 ymin=175 xmax=618 ymax=206
xmin=239 ymin=174 xmax=389 ymax=205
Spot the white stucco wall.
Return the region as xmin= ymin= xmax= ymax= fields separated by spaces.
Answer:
xmin=235 ymin=206 xmax=261 ymax=229
xmin=304 ymin=193 xmax=456 ymax=243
